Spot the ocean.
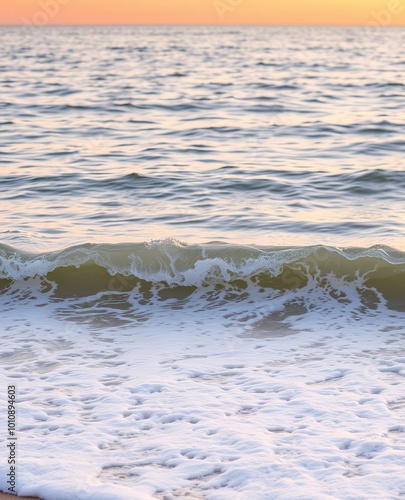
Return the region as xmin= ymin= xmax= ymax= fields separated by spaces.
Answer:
xmin=0 ymin=26 xmax=405 ymax=500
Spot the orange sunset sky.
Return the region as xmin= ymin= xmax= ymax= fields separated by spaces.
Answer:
xmin=1 ymin=0 xmax=405 ymax=25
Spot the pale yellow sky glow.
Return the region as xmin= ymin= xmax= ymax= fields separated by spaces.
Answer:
xmin=1 ymin=0 xmax=405 ymax=25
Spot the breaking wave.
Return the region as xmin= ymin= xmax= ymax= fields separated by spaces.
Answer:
xmin=1 ymin=240 xmax=404 ymax=313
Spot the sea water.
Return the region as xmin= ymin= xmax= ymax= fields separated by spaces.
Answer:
xmin=0 ymin=26 xmax=405 ymax=500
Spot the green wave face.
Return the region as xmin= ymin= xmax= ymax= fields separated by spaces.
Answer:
xmin=1 ymin=241 xmax=404 ymax=312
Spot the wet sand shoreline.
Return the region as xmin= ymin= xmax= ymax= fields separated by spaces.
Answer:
xmin=0 ymin=492 xmax=40 ymax=499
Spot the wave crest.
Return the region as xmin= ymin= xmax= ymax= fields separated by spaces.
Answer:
xmin=1 ymin=240 xmax=404 ymax=311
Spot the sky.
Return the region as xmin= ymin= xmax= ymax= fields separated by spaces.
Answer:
xmin=1 ymin=0 xmax=405 ymax=25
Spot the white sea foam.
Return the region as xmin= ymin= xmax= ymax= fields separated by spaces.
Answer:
xmin=1 ymin=283 xmax=405 ymax=499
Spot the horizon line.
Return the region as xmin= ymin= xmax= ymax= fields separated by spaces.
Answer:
xmin=1 ymin=23 xmax=405 ymax=27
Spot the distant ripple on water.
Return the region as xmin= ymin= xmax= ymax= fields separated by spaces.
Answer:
xmin=0 ymin=26 xmax=404 ymax=251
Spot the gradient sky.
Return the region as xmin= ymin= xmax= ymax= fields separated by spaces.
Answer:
xmin=1 ymin=0 xmax=405 ymax=25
